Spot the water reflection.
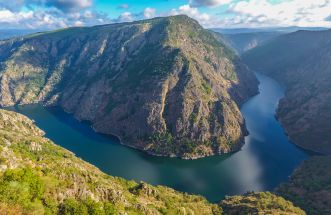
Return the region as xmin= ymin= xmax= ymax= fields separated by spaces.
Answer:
xmin=7 ymin=73 xmax=308 ymax=202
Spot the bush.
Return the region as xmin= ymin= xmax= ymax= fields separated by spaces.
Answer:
xmin=0 ymin=168 xmax=44 ymax=201
xmin=60 ymin=199 xmax=88 ymax=215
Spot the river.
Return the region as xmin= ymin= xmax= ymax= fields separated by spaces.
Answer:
xmin=7 ymin=73 xmax=308 ymax=202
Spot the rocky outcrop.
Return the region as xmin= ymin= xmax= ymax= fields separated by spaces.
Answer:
xmin=243 ymin=30 xmax=331 ymax=155
xmin=0 ymin=15 xmax=258 ymax=159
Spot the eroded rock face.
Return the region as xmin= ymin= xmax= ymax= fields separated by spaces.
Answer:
xmin=243 ymin=30 xmax=331 ymax=155
xmin=0 ymin=15 xmax=258 ymax=159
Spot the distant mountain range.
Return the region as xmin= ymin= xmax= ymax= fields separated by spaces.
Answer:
xmin=217 ymin=31 xmax=283 ymax=55
xmin=0 ymin=29 xmax=41 ymax=40
xmin=212 ymin=26 xmax=329 ymax=34
xmin=212 ymin=27 xmax=330 ymax=55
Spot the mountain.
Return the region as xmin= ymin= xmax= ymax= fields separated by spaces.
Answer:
xmin=242 ymin=30 xmax=331 ymax=155
xmin=219 ymin=32 xmax=283 ymax=55
xmin=0 ymin=29 xmax=39 ymax=40
xmin=0 ymin=15 xmax=258 ymax=159
xmin=0 ymin=108 xmax=306 ymax=214
xmin=212 ymin=27 xmax=329 ymax=34
xmin=277 ymin=156 xmax=331 ymax=215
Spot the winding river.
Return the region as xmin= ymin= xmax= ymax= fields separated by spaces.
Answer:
xmin=8 ymin=73 xmax=308 ymax=202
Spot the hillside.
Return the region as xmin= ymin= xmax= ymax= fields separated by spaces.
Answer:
xmin=277 ymin=156 xmax=331 ymax=215
xmin=243 ymin=30 xmax=331 ymax=155
xmin=0 ymin=15 xmax=258 ymax=159
xmin=0 ymin=29 xmax=38 ymax=40
xmin=0 ymin=108 xmax=305 ymax=214
xmin=219 ymin=32 xmax=283 ymax=54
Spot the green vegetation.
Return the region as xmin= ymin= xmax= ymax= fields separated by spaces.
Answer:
xmin=0 ymin=168 xmax=45 ymax=213
xmin=149 ymin=131 xmax=174 ymax=146
xmin=277 ymin=156 xmax=331 ymax=215
xmin=189 ymin=112 xmax=199 ymax=123
xmin=220 ymin=192 xmax=306 ymax=215
xmin=0 ymin=14 xmax=258 ymax=160
xmin=0 ymin=109 xmax=307 ymax=214
xmin=0 ymin=109 xmax=221 ymax=214
xmin=201 ymin=81 xmax=212 ymax=95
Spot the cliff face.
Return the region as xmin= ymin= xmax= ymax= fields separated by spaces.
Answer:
xmin=0 ymin=15 xmax=258 ymax=159
xmin=0 ymin=109 xmax=305 ymax=214
xmin=243 ymin=30 xmax=331 ymax=155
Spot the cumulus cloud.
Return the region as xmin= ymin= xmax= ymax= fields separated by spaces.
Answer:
xmin=168 ymin=5 xmax=212 ymax=26
xmin=113 ymin=7 xmax=157 ymax=23
xmin=143 ymin=7 xmax=156 ymax=19
xmin=227 ymin=0 xmax=331 ymax=27
xmin=190 ymin=0 xmax=231 ymax=7
xmin=170 ymin=0 xmax=331 ymax=28
xmin=0 ymin=7 xmax=111 ymax=29
xmin=0 ymin=8 xmax=67 ymax=29
xmin=1 ymin=0 xmax=331 ymax=30
xmin=116 ymin=12 xmax=134 ymax=22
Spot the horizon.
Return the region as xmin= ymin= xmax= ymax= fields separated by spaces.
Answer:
xmin=0 ymin=15 xmax=330 ymax=35
xmin=1 ymin=0 xmax=331 ymax=30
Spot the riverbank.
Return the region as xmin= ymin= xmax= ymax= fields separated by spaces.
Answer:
xmin=6 ymin=73 xmax=308 ymax=202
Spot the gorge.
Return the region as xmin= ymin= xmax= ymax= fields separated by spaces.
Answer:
xmin=7 ymin=73 xmax=308 ymax=203
xmin=1 ymin=15 xmax=331 ymax=214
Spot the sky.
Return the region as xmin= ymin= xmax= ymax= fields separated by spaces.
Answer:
xmin=0 ymin=0 xmax=331 ymax=29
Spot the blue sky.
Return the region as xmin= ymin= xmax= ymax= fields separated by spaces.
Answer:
xmin=0 ymin=0 xmax=331 ymax=29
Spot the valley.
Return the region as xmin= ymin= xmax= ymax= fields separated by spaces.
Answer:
xmin=7 ymin=73 xmax=308 ymax=203
xmin=243 ymin=30 xmax=331 ymax=155
xmin=0 ymin=14 xmax=331 ymax=215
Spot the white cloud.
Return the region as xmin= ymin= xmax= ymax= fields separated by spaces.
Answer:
xmin=117 ymin=12 xmax=134 ymax=22
xmin=0 ymin=9 xmax=34 ymax=24
xmin=190 ymin=0 xmax=232 ymax=7
xmin=166 ymin=0 xmax=331 ymax=28
xmin=1 ymin=0 xmax=331 ymax=29
xmin=144 ymin=7 xmax=156 ymax=19
xmin=227 ymin=0 xmax=331 ymax=27
xmin=74 ymin=20 xmax=84 ymax=26
xmin=0 ymin=8 xmax=111 ymax=29
xmin=169 ymin=5 xmax=212 ymax=26
xmin=84 ymin=10 xmax=93 ymax=18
